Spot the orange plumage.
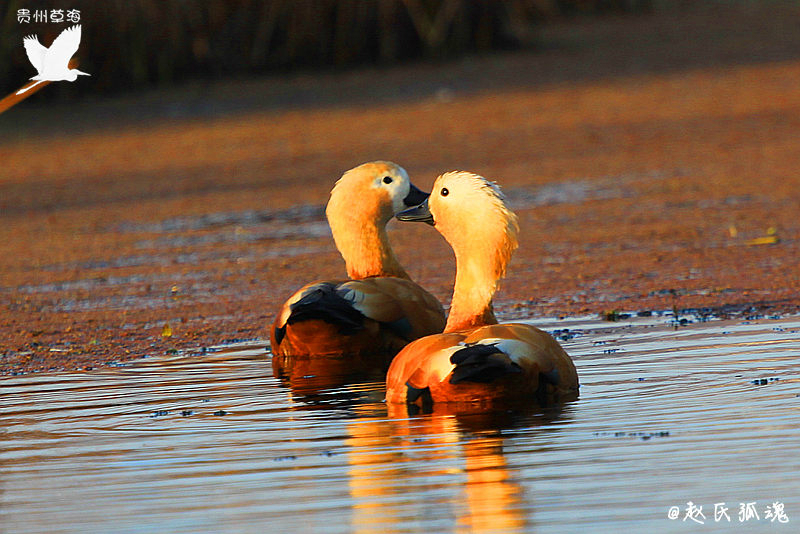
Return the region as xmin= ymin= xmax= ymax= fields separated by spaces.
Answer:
xmin=386 ymin=171 xmax=579 ymax=410
xmin=270 ymin=162 xmax=445 ymax=380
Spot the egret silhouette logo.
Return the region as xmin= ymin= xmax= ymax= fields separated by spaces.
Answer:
xmin=17 ymin=24 xmax=89 ymax=95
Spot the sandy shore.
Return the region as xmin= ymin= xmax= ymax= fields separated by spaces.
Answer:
xmin=3 ymin=3 xmax=800 ymax=374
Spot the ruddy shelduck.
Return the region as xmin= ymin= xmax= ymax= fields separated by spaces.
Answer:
xmin=270 ymin=162 xmax=446 ymax=374
xmin=386 ymin=171 xmax=579 ymax=409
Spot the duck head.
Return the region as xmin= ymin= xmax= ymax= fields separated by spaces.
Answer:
xmin=327 ymin=161 xmax=429 ymax=279
xmin=398 ymin=171 xmax=519 ymax=331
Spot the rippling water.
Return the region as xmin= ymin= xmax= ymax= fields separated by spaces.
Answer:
xmin=2 ymin=314 xmax=798 ymax=533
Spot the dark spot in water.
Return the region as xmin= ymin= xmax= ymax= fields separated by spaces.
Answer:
xmin=274 ymin=455 xmax=297 ymax=462
xmin=603 ymin=311 xmax=631 ymax=322
xmin=166 ymin=349 xmax=178 ymax=354
xmin=552 ymin=328 xmax=580 ymax=341
xmin=637 ymin=310 xmax=653 ymax=317
xmin=752 ymin=377 xmax=781 ymax=384
xmin=637 ymin=377 xmax=645 ymax=381
xmin=150 ymin=410 xmax=170 ymax=417
xmin=181 ymin=410 xmax=193 ymax=416
xmin=213 ymin=410 xmax=227 ymax=416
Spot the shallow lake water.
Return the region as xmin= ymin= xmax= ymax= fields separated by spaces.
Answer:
xmin=2 ymin=313 xmax=798 ymax=533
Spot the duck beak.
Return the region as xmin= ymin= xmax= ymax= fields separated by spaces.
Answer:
xmin=402 ymin=183 xmax=429 ymax=207
xmin=396 ymin=198 xmax=434 ymax=226
xmin=76 ymin=70 xmax=91 ymax=76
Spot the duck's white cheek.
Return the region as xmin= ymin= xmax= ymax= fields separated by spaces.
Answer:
xmin=393 ymin=185 xmax=410 ymax=212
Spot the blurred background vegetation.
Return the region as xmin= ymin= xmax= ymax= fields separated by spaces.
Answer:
xmin=1 ymin=0 xmax=656 ymax=99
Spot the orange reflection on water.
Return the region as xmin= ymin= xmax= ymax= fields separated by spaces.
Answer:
xmin=346 ymin=407 xmax=532 ymax=533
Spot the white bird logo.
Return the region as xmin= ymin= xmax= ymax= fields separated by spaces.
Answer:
xmin=17 ymin=25 xmax=89 ymax=95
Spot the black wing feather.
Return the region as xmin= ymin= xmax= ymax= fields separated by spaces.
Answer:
xmin=286 ymin=282 xmax=366 ymax=335
xmin=449 ymin=343 xmax=522 ymax=384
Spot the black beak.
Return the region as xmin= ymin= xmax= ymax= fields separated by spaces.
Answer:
xmin=396 ymin=198 xmax=434 ymax=226
xmin=402 ymin=183 xmax=429 ymax=207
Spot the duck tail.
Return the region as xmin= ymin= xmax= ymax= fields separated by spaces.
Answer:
xmin=285 ymin=282 xmax=365 ymax=334
xmin=448 ymin=343 xmax=522 ymax=384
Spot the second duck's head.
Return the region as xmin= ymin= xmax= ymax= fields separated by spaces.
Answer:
xmin=327 ymin=161 xmax=429 ymax=226
xmin=397 ymin=171 xmax=519 ymax=279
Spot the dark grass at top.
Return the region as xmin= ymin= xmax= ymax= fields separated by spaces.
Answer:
xmin=0 ymin=0 xmax=653 ymax=99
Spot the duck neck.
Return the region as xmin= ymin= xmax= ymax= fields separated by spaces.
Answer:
xmin=444 ymin=250 xmax=498 ymax=332
xmin=330 ymin=215 xmax=409 ymax=280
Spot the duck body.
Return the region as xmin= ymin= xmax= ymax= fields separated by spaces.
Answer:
xmin=386 ymin=323 xmax=578 ymax=408
xmin=271 ymin=276 xmax=445 ymax=367
xmin=386 ymin=171 xmax=578 ymax=409
xmin=270 ymin=162 xmax=445 ymax=377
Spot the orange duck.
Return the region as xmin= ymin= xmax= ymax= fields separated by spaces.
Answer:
xmin=386 ymin=171 xmax=579 ymax=410
xmin=270 ymin=162 xmax=446 ymax=379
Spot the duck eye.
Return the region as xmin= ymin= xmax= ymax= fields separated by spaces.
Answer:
xmin=383 ymin=176 xmax=393 ymax=184
xmin=441 ymin=187 xmax=449 ymax=196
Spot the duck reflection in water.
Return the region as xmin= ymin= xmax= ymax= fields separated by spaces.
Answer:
xmin=344 ymin=406 xmax=570 ymax=533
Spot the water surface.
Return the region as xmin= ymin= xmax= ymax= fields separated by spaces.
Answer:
xmin=2 ymin=313 xmax=798 ymax=533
